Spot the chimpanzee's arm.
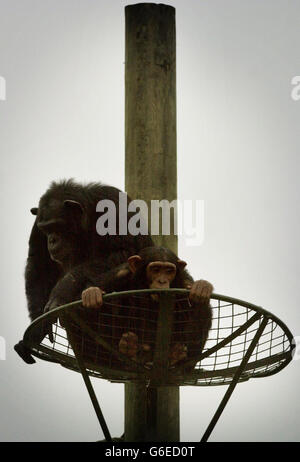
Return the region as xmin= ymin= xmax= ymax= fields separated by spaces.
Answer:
xmin=182 ymin=268 xmax=194 ymax=287
xmin=186 ymin=299 xmax=213 ymax=360
xmin=43 ymin=260 xmax=105 ymax=313
xmin=25 ymin=220 xmax=60 ymax=321
xmin=43 ymin=257 xmax=132 ymax=313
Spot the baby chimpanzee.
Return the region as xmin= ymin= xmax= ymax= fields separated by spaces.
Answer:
xmin=81 ymin=247 xmax=213 ymax=368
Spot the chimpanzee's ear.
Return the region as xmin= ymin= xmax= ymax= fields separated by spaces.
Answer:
xmin=177 ymin=259 xmax=187 ymax=270
xmin=30 ymin=207 xmax=38 ymax=215
xmin=127 ymin=255 xmax=143 ymax=273
xmin=63 ymin=200 xmax=88 ymax=231
xmin=63 ymin=200 xmax=84 ymax=213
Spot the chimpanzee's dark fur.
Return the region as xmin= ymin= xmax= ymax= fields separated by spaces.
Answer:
xmin=25 ymin=179 xmax=153 ymax=322
xmin=86 ymin=247 xmax=212 ymax=368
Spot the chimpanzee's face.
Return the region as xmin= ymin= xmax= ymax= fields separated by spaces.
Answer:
xmin=44 ymin=230 xmax=77 ymax=265
xmin=146 ymin=261 xmax=177 ymax=289
xmin=33 ymin=199 xmax=83 ymax=266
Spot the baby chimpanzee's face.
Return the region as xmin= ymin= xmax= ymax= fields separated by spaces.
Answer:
xmin=146 ymin=261 xmax=177 ymax=289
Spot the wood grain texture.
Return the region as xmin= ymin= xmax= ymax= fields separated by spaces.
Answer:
xmin=124 ymin=3 xmax=179 ymax=442
xmin=125 ymin=3 xmax=177 ymax=253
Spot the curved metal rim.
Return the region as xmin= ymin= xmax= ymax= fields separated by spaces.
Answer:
xmin=23 ymin=290 xmax=295 ymax=346
xmin=22 ymin=289 xmax=295 ymax=384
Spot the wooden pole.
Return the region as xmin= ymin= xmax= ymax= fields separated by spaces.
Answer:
xmin=125 ymin=3 xmax=179 ymax=441
xmin=125 ymin=2 xmax=177 ymax=254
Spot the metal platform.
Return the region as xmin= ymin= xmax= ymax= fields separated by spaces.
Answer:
xmin=22 ymin=289 xmax=294 ymax=386
xmin=20 ymin=289 xmax=295 ymax=441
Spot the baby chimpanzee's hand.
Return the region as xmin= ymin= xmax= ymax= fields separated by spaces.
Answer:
xmin=187 ymin=280 xmax=213 ymax=305
xmin=81 ymin=287 xmax=105 ymax=309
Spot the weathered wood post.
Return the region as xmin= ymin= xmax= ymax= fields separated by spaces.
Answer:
xmin=125 ymin=3 xmax=179 ymax=441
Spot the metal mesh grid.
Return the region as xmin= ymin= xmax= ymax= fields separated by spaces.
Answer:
xmin=181 ymin=298 xmax=292 ymax=386
xmin=23 ymin=290 xmax=294 ymax=386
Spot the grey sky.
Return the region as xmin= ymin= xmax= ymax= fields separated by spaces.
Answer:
xmin=0 ymin=0 xmax=299 ymax=441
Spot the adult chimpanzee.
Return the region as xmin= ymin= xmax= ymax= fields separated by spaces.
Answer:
xmin=14 ymin=179 xmax=154 ymax=362
xmin=82 ymin=247 xmax=213 ymax=368
xmin=27 ymin=180 xmax=154 ymax=318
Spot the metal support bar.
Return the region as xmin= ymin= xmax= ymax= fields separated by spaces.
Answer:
xmin=201 ymin=315 xmax=269 ymax=442
xmin=177 ymin=311 xmax=262 ymax=373
xmin=69 ymin=310 xmax=146 ymax=373
xmin=61 ymin=314 xmax=112 ymax=442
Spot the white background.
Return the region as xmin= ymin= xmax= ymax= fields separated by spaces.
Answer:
xmin=0 ymin=0 xmax=299 ymax=441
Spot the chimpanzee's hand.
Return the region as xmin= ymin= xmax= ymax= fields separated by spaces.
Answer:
xmin=43 ymin=297 xmax=63 ymax=343
xmin=44 ymin=297 xmax=61 ymax=313
xmin=81 ymin=287 xmax=105 ymax=309
xmin=187 ymin=280 xmax=214 ymax=305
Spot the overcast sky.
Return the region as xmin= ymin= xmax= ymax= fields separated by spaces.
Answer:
xmin=0 ymin=0 xmax=299 ymax=442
